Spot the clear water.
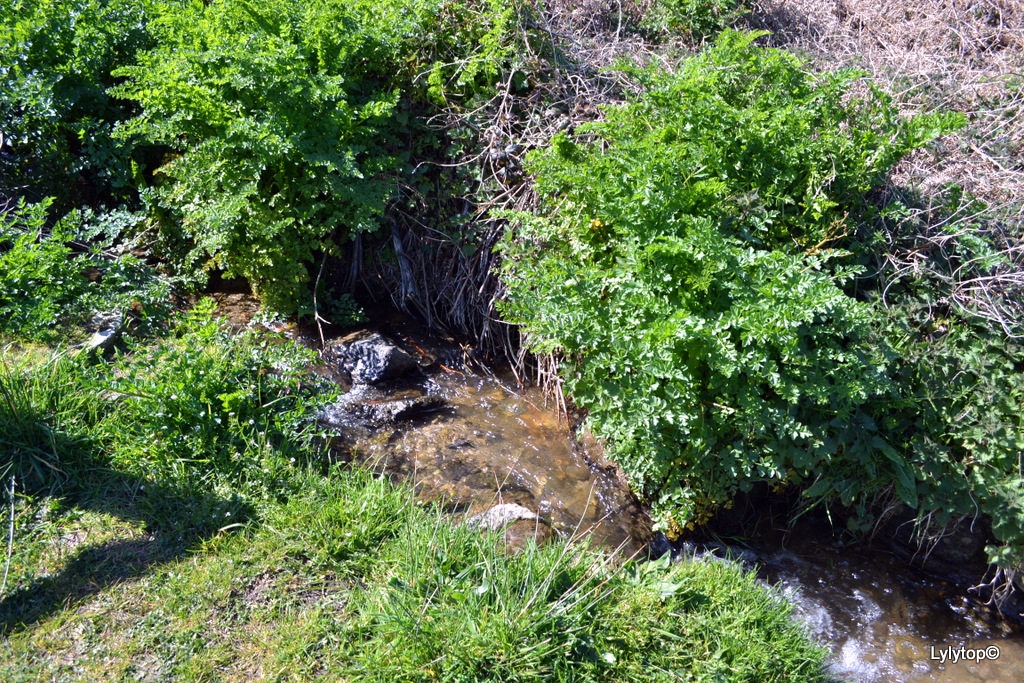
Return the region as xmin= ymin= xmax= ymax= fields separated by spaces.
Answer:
xmin=708 ymin=518 xmax=1024 ymax=682
xmin=305 ymin=314 xmax=1024 ymax=682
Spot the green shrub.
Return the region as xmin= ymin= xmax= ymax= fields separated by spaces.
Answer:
xmin=860 ymin=294 xmax=1024 ymax=567
xmin=804 ymin=184 xmax=1024 ymax=565
xmin=111 ymin=0 xmax=450 ymax=312
xmin=422 ymin=0 xmax=530 ymax=107
xmin=500 ymin=31 xmax=963 ymax=534
xmin=0 ymin=0 xmax=154 ymax=207
xmin=0 ymin=198 xmax=173 ymax=341
xmin=642 ymin=0 xmax=745 ymax=42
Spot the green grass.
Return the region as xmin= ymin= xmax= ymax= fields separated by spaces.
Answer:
xmin=1 ymin=471 xmax=828 ymax=682
xmin=0 ymin=304 xmax=829 ymax=681
xmin=0 ymin=350 xmax=99 ymax=491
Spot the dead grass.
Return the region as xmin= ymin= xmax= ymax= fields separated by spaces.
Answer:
xmin=742 ymin=0 xmax=1024 ymax=334
xmin=744 ymin=0 xmax=1023 ymax=208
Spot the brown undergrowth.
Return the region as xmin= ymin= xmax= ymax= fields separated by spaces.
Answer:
xmin=358 ymin=1 xmax=660 ymax=375
xmin=744 ymin=0 xmax=1024 ymax=335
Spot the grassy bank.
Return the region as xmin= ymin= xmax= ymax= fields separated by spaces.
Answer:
xmin=1 ymin=474 xmax=828 ymax=681
xmin=0 ymin=307 xmax=829 ymax=681
xmin=5 ymin=0 xmax=1022 ymax=668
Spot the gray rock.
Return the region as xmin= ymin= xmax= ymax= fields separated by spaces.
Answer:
xmin=84 ymin=311 xmax=123 ymax=352
xmin=466 ymin=503 xmax=538 ymax=531
xmin=345 ymin=395 xmax=447 ymax=426
xmin=323 ymin=331 xmax=419 ymax=384
xmin=318 ymin=391 xmax=447 ymax=430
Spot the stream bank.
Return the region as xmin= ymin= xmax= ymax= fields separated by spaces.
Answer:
xmin=212 ymin=294 xmax=1024 ymax=681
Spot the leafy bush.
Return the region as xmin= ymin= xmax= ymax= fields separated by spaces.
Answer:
xmin=642 ymin=0 xmax=745 ymax=42
xmin=422 ymin=0 xmax=530 ymax=106
xmin=0 ymin=0 xmax=153 ymax=207
xmin=319 ymin=291 xmax=368 ymax=326
xmin=839 ymin=188 xmax=1024 ymax=565
xmin=869 ymin=308 xmax=1024 ymax=566
xmin=111 ymin=0 xmax=452 ymax=312
xmin=500 ymin=31 xmax=963 ymax=534
xmin=0 ymin=198 xmax=173 ymax=341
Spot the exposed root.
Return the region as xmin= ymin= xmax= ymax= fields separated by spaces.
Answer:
xmin=971 ymin=564 xmax=1023 ymax=615
xmin=358 ymin=0 xmax=662 ymax=372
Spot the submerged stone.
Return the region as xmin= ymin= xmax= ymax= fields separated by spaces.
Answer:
xmin=466 ymin=503 xmax=539 ymax=531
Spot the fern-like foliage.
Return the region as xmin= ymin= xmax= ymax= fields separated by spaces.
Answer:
xmin=501 ymin=31 xmax=965 ymax=535
xmin=112 ymin=0 xmax=445 ymax=311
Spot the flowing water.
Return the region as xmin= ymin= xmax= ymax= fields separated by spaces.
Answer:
xmin=690 ymin=516 xmax=1024 ymax=682
xmin=322 ymin=369 xmax=654 ymax=555
xmin=259 ymin=303 xmax=1024 ymax=682
xmin=308 ymin=316 xmax=654 ymax=556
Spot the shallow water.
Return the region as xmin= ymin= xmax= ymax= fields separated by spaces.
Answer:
xmin=294 ymin=310 xmax=1024 ymax=682
xmin=309 ymin=318 xmax=653 ymax=555
xmin=705 ymin=518 xmax=1024 ymax=682
xmin=373 ymin=371 xmax=653 ymax=553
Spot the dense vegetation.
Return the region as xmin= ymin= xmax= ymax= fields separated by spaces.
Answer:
xmin=2 ymin=0 xmax=1023 ymax=670
xmin=0 ymin=0 xmax=155 ymax=210
xmin=0 ymin=198 xmax=173 ymax=340
xmin=0 ymin=305 xmax=827 ymax=679
xmin=500 ymin=29 xmax=1024 ymax=576
xmin=111 ymin=0 xmax=428 ymax=310
xmin=1 ymin=2 xmax=841 ymax=678
xmin=501 ymin=31 xmax=960 ymax=530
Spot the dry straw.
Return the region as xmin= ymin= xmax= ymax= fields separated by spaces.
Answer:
xmin=744 ymin=0 xmax=1024 ymax=335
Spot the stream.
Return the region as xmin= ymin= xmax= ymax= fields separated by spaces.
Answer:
xmin=215 ymin=293 xmax=1024 ymax=682
xmin=687 ymin=516 xmax=1024 ymax=682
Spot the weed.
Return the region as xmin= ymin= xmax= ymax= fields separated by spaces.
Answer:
xmin=0 ymin=350 xmax=99 ymax=491
xmin=0 ymin=198 xmax=174 ymax=342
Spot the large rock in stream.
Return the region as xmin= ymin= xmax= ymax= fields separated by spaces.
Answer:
xmin=323 ymin=330 xmax=421 ymax=384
